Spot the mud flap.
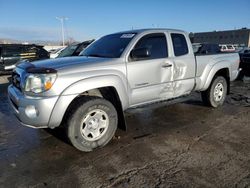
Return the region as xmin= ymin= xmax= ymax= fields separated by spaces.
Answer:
xmin=117 ymin=107 xmax=127 ymax=131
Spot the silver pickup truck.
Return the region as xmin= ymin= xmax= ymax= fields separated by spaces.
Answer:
xmin=8 ymin=29 xmax=240 ymax=151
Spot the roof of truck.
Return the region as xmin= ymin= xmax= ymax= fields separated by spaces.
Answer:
xmin=113 ymin=28 xmax=186 ymax=34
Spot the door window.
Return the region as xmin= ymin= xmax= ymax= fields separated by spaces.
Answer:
xmin=171 ymin=33 xmax=189 ymax=56
xmin=130 ymin=33 xmax=168 ymax=61
xmin=3 ymin=46 xmax=23 ymax=57
xmin=23 ymin=46 xmax=37 ymax=54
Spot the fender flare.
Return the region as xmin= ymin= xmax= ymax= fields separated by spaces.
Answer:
xmin=200 ymin=61 xmax=231 ymax=91
xmin=48 ymin=75 xmax=129 ymax=128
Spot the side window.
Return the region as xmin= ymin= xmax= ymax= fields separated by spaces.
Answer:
xmin=36 ymin=47 xmax=48 ymax=57
xmin=75 ymin=44 xmax=85 ymax=55
xmin=24 ymin=46 xmax=37 ymax=54
xmin=211 ymin=45 xmax=221 ymax=53
xmin=130 ymin=33 xmax=168 ymax=61
xmin=171 ymin=33 xmax=189 ymax=56
xmin=3 ymin=46 xmax=23 ymax=57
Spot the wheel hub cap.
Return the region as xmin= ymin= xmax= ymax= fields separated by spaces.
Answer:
xmin=88 ymin=118 xmax=99 ymax=129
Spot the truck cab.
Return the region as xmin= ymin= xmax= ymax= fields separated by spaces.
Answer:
xmin=100 ymin=30 xmax=196 ymax=106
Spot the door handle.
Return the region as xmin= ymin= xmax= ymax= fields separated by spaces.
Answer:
xmin=162 ymin=64 xmax=172 ymax=68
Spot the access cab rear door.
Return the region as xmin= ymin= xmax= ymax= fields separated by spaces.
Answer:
xmin=168 ymin=32 xmax=196 ymax=97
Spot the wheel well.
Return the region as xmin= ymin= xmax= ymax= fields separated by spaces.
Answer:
xmin=214 ymin=68 xmax=230 ymax=94
xmin=63 ymin=87 xmax=126 ymax=131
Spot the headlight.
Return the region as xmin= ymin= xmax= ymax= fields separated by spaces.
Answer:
xmin=24 ymin=74 xmax=57 ymax=93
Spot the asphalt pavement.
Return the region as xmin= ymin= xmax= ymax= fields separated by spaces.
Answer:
xmin=0 ymin=75 xmax=250 ymax=188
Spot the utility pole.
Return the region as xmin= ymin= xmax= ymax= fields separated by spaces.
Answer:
xmin=56 ymin=16 xmax=68 ymax=46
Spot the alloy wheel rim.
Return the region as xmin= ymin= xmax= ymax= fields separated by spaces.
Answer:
xmin=214 ymin=82 xmax=224 ymax=102
xmin=80 ymin=109 xmax=109 ymax=141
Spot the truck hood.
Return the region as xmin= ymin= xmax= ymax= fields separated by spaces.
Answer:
xmin=17 ymin=56 xmax=114 ymax=72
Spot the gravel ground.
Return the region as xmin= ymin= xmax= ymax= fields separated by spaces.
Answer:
xmin=0 ymin=75 xmax=250 ymax=188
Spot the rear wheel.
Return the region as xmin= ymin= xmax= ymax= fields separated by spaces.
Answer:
xmin=67 ymin=97 xmax=118 ymax=152
xmin=201 ymin=76 xmax=227 ymax=108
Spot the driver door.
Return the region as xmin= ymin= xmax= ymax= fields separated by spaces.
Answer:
xmin=127 ymin=33 xmax=174 ymax=106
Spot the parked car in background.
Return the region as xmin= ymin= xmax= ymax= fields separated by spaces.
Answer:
xmin=238 ymin=48 xmax=250 ymax=54
xmin=193 ymin=43 xmax=221 ymax=55
xmin=48 ymin=49 xmax=58 ymax=54
xmin=50 ymin=46 xmax=66 ymax=58
xmin=0 ymin=44 xmax=49 ymax=74
xmin=238 ymin=48 xmax=250 ymax=78
xmin=8 ymin=29 xmax=240 ymax=152
xmin=56 ymin=40 xmax=94 ymax=58
xmin=220 ymin=44 xmax=236 ymax=52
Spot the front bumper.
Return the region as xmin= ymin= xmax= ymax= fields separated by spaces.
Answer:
xmin=8 ymin=85 xmax=59 ymax=128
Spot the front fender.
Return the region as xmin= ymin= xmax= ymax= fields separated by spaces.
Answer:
xmin=48 ymin=75 xmax=129 ymax=128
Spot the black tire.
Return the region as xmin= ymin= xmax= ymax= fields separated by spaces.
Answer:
xmin=201 ymin=76 xmax=227 ymax=108
xmin=67 ymin=97 xmax=118 ymax=152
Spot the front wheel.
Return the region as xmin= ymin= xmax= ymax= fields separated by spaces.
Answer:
xmin=67 ymin=97 xmax=118 ymax=152
xmin=201 ymin=76 xmax=227 ymax=108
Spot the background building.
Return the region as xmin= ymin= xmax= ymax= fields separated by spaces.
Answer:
xmin=190 ymin=28 xmax=250 ymax=47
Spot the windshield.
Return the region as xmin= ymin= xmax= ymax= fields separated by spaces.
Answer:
xmin=80 ymin=33 xmax=136 ymax=58
xmin=57 ymin=44 xmax=78 ymax=58
xmin=53 ymin=47 xmax=64 ymax=54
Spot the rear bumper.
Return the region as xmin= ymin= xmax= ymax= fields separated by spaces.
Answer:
xmin=231 ymin=68 xmax=242 ymax=81
xmin=237 ymin=68 xmax=242 ymax=77
xmin=8 ymin=85 xmax=59 ymax=128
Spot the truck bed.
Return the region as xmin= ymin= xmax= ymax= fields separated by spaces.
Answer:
xmin=195 ymin=52 xmax=239 ymax=78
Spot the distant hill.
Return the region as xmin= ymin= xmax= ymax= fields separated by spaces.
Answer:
xmin=0 ymin=38 xmax=20 ymax=44
xmin=0 ymin=38 xmax=61 ymax=46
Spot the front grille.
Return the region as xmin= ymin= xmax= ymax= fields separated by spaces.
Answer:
xmin=12 ymin=72 xmax=21 ymax=91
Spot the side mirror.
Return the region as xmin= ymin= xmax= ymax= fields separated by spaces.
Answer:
xmin=130 ymin=48 xmax=151 ymax=60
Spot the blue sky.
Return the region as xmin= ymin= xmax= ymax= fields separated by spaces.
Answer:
xmin=0 ymin=0 xmax=249 ymax=42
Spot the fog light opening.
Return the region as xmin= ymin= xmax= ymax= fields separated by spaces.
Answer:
xmin=25 ymin=105 xmax=39 ymax=119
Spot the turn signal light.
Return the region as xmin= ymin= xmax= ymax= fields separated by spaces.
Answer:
xmin=45 ymin=81 xmax=53 ymax=90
